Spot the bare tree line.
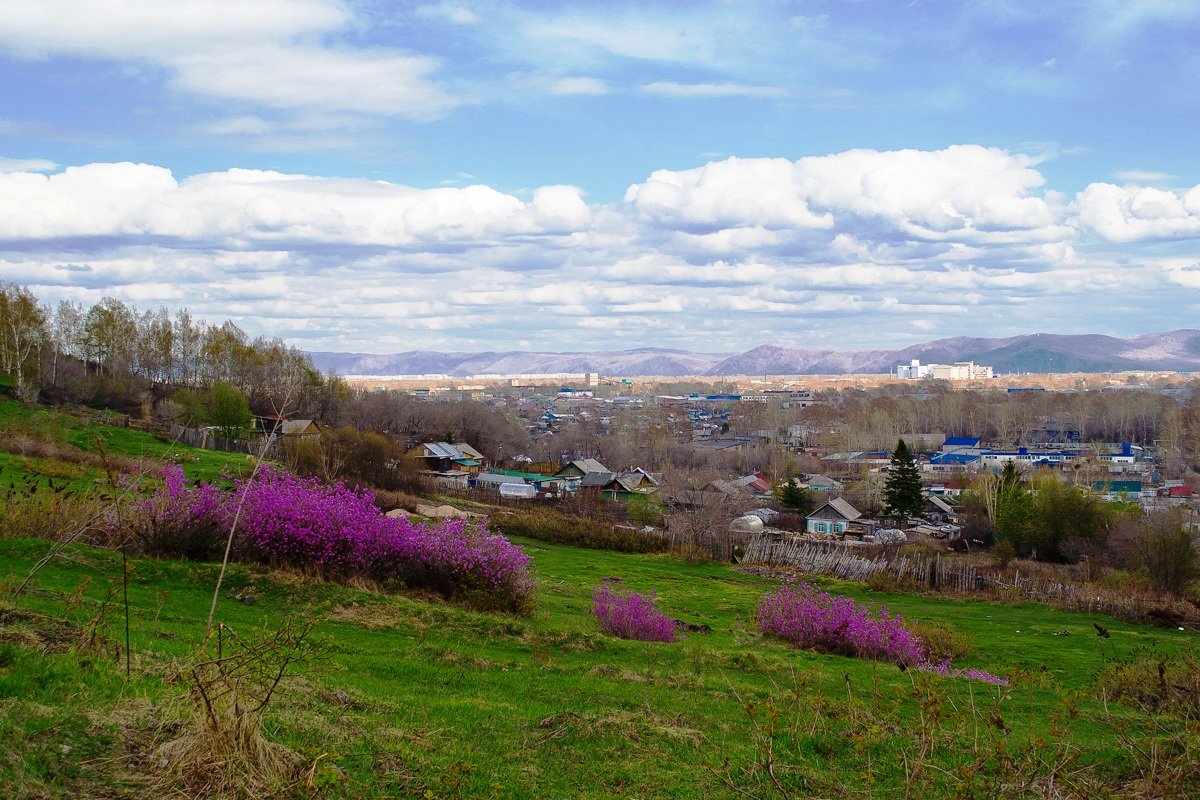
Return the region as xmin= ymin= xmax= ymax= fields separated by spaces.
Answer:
xmin=0 ymin=281 xmax=337 ymax=416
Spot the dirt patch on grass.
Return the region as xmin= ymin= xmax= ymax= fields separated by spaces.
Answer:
xmin=532 ymin=706 xmax=701 ymax=747
xmin=328 ymin=602 xmax=403 ymax=631
xmin=0 ymin=608 xmax=82 ymax=653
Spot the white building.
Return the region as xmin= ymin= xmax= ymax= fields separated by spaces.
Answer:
xmin=896 ymin=359 xmax=930 ymax=379
xmin=897 ymin=360 xmax=993 ymax=380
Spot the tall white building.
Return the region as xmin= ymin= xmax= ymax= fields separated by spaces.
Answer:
xmin=896 ymin=359 xmax=930 ymax=379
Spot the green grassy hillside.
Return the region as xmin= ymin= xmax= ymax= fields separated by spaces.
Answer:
xmin=2 ymin=535 xmax=1195 ymax=798
xmin=0 ymin=393 xmax=255 ymax=490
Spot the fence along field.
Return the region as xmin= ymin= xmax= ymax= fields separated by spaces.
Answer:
xmin=741 ymin=534 xmax=1200 ymax=626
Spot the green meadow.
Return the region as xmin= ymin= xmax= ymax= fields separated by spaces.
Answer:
xmin=1 ymin=388 xmax=1196 ymax=797
xmin=2 ymin=533 xmax=1195 ymax=799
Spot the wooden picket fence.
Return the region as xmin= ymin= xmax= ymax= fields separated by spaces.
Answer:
xmin=741 ymin=537 xmax=983 ymax=590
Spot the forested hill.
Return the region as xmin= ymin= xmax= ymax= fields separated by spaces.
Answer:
xmin=310 ymin=330 xmax=1200 ymax=377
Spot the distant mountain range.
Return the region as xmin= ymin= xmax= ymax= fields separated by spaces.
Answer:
xmin=308 ymin=330 xmax=1200 ymax=377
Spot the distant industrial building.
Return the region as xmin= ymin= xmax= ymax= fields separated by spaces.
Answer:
xmin=895 ymin=359 xmax=993 ymax=380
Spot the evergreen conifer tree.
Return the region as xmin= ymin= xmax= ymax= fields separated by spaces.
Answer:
xmin=775 ymin=480 xmax=814 ymax=513
xmin=883 ymin=439 xmax=924 ymax=524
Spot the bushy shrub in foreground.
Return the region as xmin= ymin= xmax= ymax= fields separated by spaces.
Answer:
xmin=111 ymin=465 xmax=535 ymax=613
xmin=592 ymin=582 xmax=676 ymax=643
xmin=758 ymin=583 xmax=1006 ymax=684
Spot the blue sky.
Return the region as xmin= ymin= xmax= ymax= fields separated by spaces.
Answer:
xmin=1 ymin=0 xmax=1199 ymax=354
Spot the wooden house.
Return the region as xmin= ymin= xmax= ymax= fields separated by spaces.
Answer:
xmin=805 ymin=497 xmax=863 ymax=535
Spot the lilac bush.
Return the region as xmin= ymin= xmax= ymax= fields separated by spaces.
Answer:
xmin=592 ymin=582 xmax=677 ymax=643
xmin=110 ymin=464 xmax=535 ymax=613
xmin=757 ymin=583 xmax=1007 ymax=684
xmin=758 ymin=582 xmax=926 ymax=665
xmin=110 ymin=463 xmax=226 ymax=560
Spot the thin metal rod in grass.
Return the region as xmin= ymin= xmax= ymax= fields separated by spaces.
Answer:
xmin=205 ymin=385 xmax=297 ymax=635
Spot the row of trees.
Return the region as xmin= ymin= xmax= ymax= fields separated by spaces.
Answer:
xmin=0 ymin=281 xmax=342 ymax=420
xmin=951 ymin=461 xmax=1197 ymax=592
xmin=796 ymin=385 xmax=1196 ymax=454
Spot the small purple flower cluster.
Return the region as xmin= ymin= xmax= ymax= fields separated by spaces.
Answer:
xmin=118 ymin=464 xmax=535 ymax=613
xmin=592 ymin=582 xmax=677 ymax=643
xmin=757 ymin=583 xmax=1008 ymax=684
xmin=917 ymin=659 xmax=1009 ymax=686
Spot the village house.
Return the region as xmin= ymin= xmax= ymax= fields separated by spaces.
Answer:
xmin=731 ymin=472 xmax=772 ymax=496
xmin=409 ymin=441 xmax=486 ymax=488
xmin=410 ymin=441 xmax=486 ymax=474
xmin=703 ymin=479 xmax=756 ymax=502
xmin=601 ymin=470 xmax=661 ymax=502
xmin=923 ymin=495 xmax=958 ymax=523
xmin=796 ymin=474 xmax=844 ymax=493
xmin=805 ymin=497 xmax=863 ymax=535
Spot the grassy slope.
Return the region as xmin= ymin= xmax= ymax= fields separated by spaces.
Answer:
xmin=0 ymin=394 xmax=254 ymax=489
xmin=2 ymin=535 xmax=1194 ymax=799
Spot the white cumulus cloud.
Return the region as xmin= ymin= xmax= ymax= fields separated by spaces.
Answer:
xmin=624 ymin=146 xmax=1067 ymax=243
xmin=1075 ymin=182 xmax=1200 ymax=242
xmin=1 ymin=147 xmax=1191 ymax=352
xmin=640 ymin=81 xmax=787 ymax=98
xmin=0 ymin=163 xmax=590 ymax=245
xmin=0 ymin=0 xmax=462 ymax=121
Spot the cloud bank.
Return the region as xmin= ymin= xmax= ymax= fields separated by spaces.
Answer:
xmin=1 ymin=145 xmax=1197 ymax=352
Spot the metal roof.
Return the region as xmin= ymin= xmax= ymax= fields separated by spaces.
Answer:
xmin=421 ymin=441 xmax=484 ymax=461
xmin=930 ymin=453 xmax=980 ymax=465
xmin=555 ymin=458 xmax=611 ymax=477
xmin=424 ymin=442 xmax=462 ymax=459
xmin=580 ymin=471 xmax=616 ymax=487
xmin=474 ymin=472 xmax=513 ymax=486
xmin=926 ymin=496 xmax=956 ymax=514
xmin=808 ymin=497 xmax=862 ymax=521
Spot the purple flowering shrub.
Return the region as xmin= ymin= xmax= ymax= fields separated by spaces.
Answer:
xmin=110 ymin=464 xmax=535 ymax=614
xmin=592 ymin=583 xmax=677 ymax=643
xmin=112 ymin=463 xmax=226 ymax=561
xmin=758 ymin=583 xmax=1006 ymax=684
xmin=758 ymin=582 xmax=926 ymax=665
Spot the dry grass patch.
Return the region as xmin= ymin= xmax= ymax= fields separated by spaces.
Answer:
xmin=152 ymin=620 xmax=322 ymax=799
xmin=532 ymin=706 xmax=702 ymax=748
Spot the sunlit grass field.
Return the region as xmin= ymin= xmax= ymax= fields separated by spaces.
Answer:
xmin=2 ymin=532 xmax=1194 ymax=798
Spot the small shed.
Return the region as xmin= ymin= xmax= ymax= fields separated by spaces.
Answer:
xmin=280 ymin=419 xmax=321 ymax=438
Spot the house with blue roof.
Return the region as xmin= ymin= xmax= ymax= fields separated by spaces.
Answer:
xmin=931 ymin=436 xmax=984 ymax=467
xmin=1100 ymin=443 xmax=1143 ymax=464
xmin=978 ymin=448 xmax=1080 ymax=470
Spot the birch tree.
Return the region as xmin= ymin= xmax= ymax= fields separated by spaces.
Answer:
xmin=0 ymin=281 xmax=47 ymax=400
